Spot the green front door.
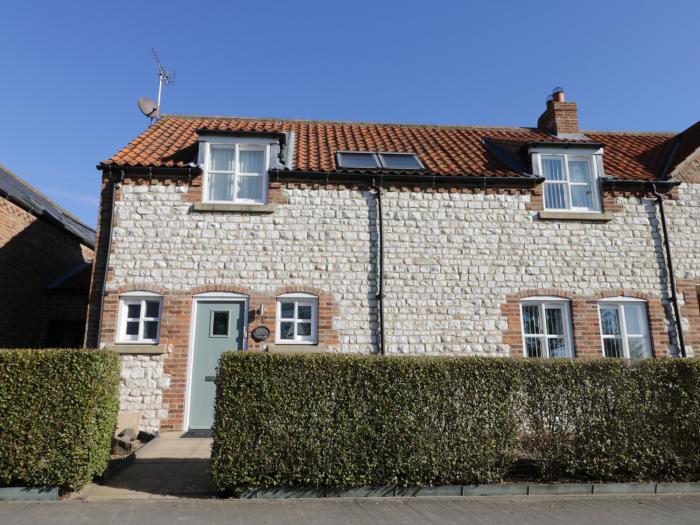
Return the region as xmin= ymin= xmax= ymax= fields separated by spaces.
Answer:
xmin=189 ymin=301 xmax=245 ymax=429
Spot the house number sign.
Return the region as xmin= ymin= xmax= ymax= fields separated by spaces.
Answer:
xmin=251 ymin=325 xmax=270 ymax=342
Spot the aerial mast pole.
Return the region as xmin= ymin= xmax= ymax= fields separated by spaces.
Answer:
xmin=151 ymin=48 xmax=173 ymax=119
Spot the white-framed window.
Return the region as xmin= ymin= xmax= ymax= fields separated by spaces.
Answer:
xmin=202 ymin=140 xmax=269 ymax=204
xmin=520 ymin=297 xmax=574 ymax=358
xmin=276 ymin=293 xmax=318 ymax=344
xmin=117 ymin=292 xmax=162 ymax=344
xmin=598 ymin=298 xmax=652 ymax=359
xmin=532 ymin=148 xmax=602 ymax=212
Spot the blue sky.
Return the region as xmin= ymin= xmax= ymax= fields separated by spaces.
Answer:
xmin=1 ymin=0 xmax=698 ymax=226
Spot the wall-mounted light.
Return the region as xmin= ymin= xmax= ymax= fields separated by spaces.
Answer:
xmin=258 ymin=304 xmax=265 ymax=317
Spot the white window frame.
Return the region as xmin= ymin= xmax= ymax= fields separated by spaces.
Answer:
xmin=597 ymin=298 xmax=652 ymax=359
xmin=199 ymin=137 xmax=271 ymax=205
xmin=531 ymin=147 xmax=603 ymax=212
xmin=520 ymin=297 xmax=574 ymax=358
xmin=117 ymin=291 xmax=163 ymax=344
xmin=276 ymin=293 xmax=319 ymax=344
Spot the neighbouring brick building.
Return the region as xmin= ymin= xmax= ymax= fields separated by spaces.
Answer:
xmin=0 ymin=164 xmax=95 ymax=348
xmin=87 ymin=89 xmax=700 ymax=433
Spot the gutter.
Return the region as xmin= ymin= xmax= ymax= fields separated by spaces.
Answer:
xmin=269 ymin=169 xmax=544 ymax=187
xmin=371 ymin=180 xmax=386 ymax=356
xmin=96 ymin=164 xmax=202 ymax=176
xmin=601 ymin=178 xmax=679 ymax=191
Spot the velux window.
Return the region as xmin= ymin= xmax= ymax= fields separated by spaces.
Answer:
xmin=599 ymin=299 xmax=652 ymax=359
xmin=336 ymin=151 xmax=423 ymax=170
xmin=276 ymin=293 xmax=318 ymax=344
xmin=536 ymin=152 xmax=601 ymax=212
xmin=118 ymin=294 xmax=162 ymax=344
xmin=520 ymin=298 xmax=573 ymax=358
xmin=205 ymin=143 xmax=268 ymax=204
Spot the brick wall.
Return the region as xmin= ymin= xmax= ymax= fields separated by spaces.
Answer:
xmin=501 ymin=289 xmax=671 ymax=358
xmin=0 ymin=195 xmax=93 ymax=348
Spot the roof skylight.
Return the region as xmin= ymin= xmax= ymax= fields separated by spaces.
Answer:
xmin=336 ymin=151 xmax=424 ymax=170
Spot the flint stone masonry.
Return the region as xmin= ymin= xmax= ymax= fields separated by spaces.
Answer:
xmin=104 ymin=181 xmax=700 ymax=430
xmin=119 ymin=354 xmax=170 ymax=434
xmin=107 ymin=182 xmax=700 ymax=357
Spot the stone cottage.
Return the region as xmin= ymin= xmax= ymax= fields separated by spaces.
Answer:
xmin=86 ymin=89 xmax=700 ymax=433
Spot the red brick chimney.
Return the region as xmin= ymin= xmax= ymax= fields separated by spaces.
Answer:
xmin=537 ymin=88 xmax=580 ymax=135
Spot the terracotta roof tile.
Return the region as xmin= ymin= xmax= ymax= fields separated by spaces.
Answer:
xmin=102 ymin=115 xmax=685 ymax=181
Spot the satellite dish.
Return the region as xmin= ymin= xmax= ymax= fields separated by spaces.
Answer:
xmin=138 ymin=97 xmax=158 ymax=118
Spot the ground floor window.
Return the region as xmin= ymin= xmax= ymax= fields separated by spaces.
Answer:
xmin=276 ymin=293 xmax=318 ymax=344
xmin=520 ymin=298 xmax=574 ymax=358
xmin=598 ymin=299 xmax=652 ymax=359
xmin=117 ymin=293 xmax=162 ymax=344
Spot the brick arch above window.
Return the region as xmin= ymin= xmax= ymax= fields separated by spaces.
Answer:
xmin=591 ymin=289 xmax=654 ymax=301
xmin=512 ymin=289 xmax=576 ymax=300
xmin=275 ymin=285 xmax=329 ymax=298
xmin=114 ymin=284 xmax=169 ymax=296
xmin=190 ymin=285 xmax=252 ymax=296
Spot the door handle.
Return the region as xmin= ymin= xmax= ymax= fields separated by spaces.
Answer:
xmin=204 ymin=376 xmax=216 ymax=382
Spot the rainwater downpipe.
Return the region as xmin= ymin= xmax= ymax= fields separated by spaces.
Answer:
xmin=372 ymin=180 xmax=386 ymax=356
xmin=651 ymin=183 xmax=687 ymax=357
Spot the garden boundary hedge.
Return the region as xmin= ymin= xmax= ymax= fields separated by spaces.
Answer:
xmin=211 ymin=354 xmax=700 ymax=493
xmin=0 ymin=349 xmax=120 ymax=491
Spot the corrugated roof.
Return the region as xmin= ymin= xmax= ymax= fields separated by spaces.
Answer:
xmin=0 ymin=164 xmax=95 ymax=248
xmin=101 ymin=115 xmax=687 ymax=181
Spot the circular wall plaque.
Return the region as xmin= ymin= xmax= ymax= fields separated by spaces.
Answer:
xmin=251 ymin=325 xmax=271 ymax=342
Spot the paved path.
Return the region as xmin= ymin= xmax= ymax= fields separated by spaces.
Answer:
xmin=3 ymin=494 xmax=700 ymax=524
xmin=74 ymin=431 xmax=215 ymax=500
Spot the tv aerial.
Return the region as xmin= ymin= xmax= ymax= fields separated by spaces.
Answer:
xmin=138 ymin=48 xmax=174 ymax=123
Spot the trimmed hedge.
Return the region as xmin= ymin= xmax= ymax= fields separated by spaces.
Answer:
xmin=520 ymin=359 xmax=700 ymax=481
xmin=211 ymin=354 xmax=700 ymax=492
xmin=0 ymin=349 xmax=120 ymax=490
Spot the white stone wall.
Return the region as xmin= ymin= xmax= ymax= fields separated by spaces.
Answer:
xmin=108 ymin=182 xmax=700 ymax=357
xmin=119 ymin=354 xmax=170 ymax=434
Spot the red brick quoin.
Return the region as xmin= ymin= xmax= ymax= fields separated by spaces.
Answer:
xmin=501 ymin=289 xmax=672 ymax=358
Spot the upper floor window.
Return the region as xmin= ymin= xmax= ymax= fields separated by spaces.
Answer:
xmin=203 ymin=142 xmax=269 ymax=204
xmin=117 ymin=292 xmax=162 ymax=344
xmin=520 ymin=298 xmax=574 ymax=358
xmin=276 ymin=293 xmax=318 ymax=344
xmin=532 ymin=148 xmax=602 ymax=212
xmin=598 ymin=299 xmax=652 ymax=359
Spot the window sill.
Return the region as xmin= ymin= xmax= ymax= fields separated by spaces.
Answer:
xmin=105 ymin=344 xmax=167 ymax=355
xmin=266 ymin=344 xmax=328 ymax=354
xmin=538 ymin=210 xmax=613 ymax=222
xmin=191 ymin=203 xmax=276 ymax=214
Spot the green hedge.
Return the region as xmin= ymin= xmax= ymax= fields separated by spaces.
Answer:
xmin=0 ymin=349 xmax=120 ymax=490
xmin=211 ymin=354 xmax=700 ymax=492
xmin=520 ymin=359 xmax=700 ymax=481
